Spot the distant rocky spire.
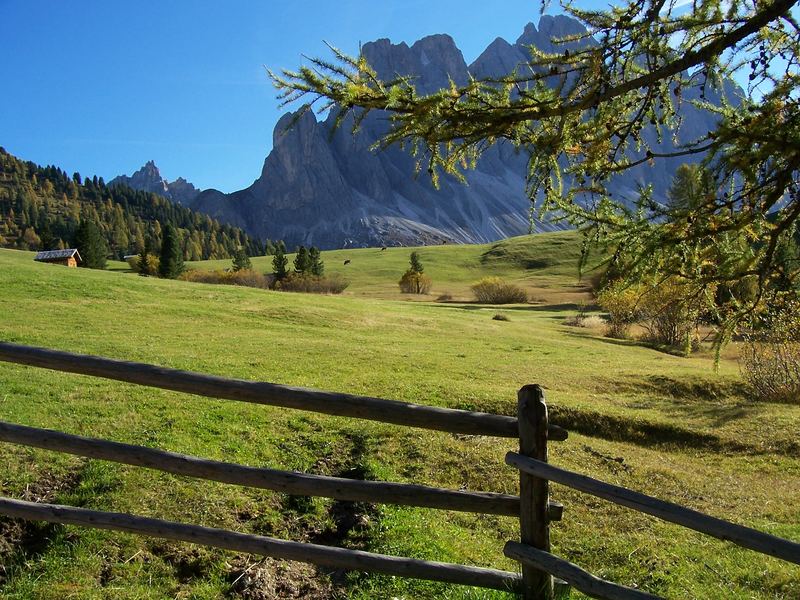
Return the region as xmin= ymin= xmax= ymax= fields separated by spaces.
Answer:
xmin=110 ymin=161 xmax=201 ymax=206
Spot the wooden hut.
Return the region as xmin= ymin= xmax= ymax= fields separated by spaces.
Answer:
xmin=34 ymin=249 xmax=82 ymax=268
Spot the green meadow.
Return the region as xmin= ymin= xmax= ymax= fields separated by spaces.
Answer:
xmin=0 ymin=232 xmax=798 ymax=599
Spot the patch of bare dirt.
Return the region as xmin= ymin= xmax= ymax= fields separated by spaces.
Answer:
xmin=0 ymin=466 xmax=83 ymax=584
xmin=227 ymin=557 xmax=333 ymax=599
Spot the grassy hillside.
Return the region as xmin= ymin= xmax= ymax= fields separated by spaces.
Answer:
xmin=0 ymin=237 xmax=798 ymax=599
xmin=187 ymin=231 xmax=593 ymax=303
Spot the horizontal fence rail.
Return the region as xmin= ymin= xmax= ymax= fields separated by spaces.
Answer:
xmin=0 ymin=342 xmax=568 ymax=440
xmin=0 ymin=420 xmax=520 ymax=516
xmin=504 ymin=542 xmax=661 ymax=600
xmin=506 ymin=452 xmax=800 ymax=566
xmin=0 ymin=496 xmax=522 ymax=593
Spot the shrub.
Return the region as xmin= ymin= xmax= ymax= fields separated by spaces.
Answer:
xmin=471 ymin=277 xmax=527 ymax=304
xmin=492 ymin=313 xmax=510 ymax=321
xmin=598 ymin=277 xmax=711 ymax=351
xmin=580 ymin=315 xmax=606 ymax=329
xmin=740 ymin=312 xmax=800 ymax=403
xmin=637 ymin=278 xmax=709 ymax=351
xmin=565 ymin=314 xmax=605 ymax=328
xmin=274 ymin=272 xmax=348 ymax=294
xmin=399 ymin=270 xmax=432 ymax=294
xmin=179 ymin=269 xmax=271 ymax=289
xmin=596 ymin=281 xmax=641 ymax=338
xmin=564 ymin=301 xmax=590 ymax=326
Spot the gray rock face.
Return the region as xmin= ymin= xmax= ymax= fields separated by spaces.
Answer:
xmin=110 ymin=161 xmax=201 ymax=205
xmin=189 ymin=17 xmax=729 ymax=249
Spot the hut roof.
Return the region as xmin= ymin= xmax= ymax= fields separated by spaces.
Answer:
xmin=34 ymin=249 xmax=82 ymax=263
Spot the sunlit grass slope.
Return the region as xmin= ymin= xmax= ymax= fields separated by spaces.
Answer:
xmin=0 ymin=238 xmax=798 ymax=599
xmin=187 ymin=231 xmax=592 ymax=302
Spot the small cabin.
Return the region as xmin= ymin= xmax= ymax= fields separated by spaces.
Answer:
xmin=34 ymin=249 xmax=82 ymax=268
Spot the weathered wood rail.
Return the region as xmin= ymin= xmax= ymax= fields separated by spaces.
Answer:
xmin=0 ymin=497 xmax=522 ymax=592
xmin=0 ymin=341 xmax=798 ymax=599
xmin=0 ymin=341 xmax=567 ymax=440
xmin=505 ymin=451 xmax=800 ymax=565
xmin=0 ymin=420 xmax=520 ymax=516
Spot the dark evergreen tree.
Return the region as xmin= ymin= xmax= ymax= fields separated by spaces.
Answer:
xmin=277 ymin=240 xmax=286 ymax=254
xmin=409 ymin=251 xmax=424 ymax=274
xmin=264 ymin=239 xmax=276 ymax=255
xmin=294 ymin=245 xmax=310 ymax=273
xmin=158 ymin=224 xmax=184 ymax=279
xmin=73 ymin=220 xmax=108 ymax=269
xmin=39 ymin=221 xmax=55 ymax=250
xmin=272 ymin=246 xmax=288 ymax=280
xmin=309 ymin=246 xmax=324 ymax=276
xmin=137 ymin=241 xmax=150 ymax=277
xmin=232 ymin=246 xmax=252 ymax=272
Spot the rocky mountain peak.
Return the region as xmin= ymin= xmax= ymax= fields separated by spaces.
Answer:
xmin=469 ymin=36 xmax=528 ymax=80
xmin=538 ymin=14 xmax=587 ymax=39
xmin=516 ymin=22 xmax=539 ymax=46
xmin=362 ymin=33 xmax=468 ymax=94
xmin=176 ymin=15 xmax=724 ymax=250
xmin=110 ymin=161 xmax=201 ymax=206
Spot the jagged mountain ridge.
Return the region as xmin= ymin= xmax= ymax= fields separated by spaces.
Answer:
xmin=169 ymin=16 xmax=725 ymax=249
xmin=110 ymin=160 xmax=201 ymax=206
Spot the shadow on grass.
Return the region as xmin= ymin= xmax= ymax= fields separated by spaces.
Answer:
xmin=456 ymin=386 xmax=798 ymax=456
xmin=547 ymin=405 xmax=800 ymax=456
xmin=562 ymin=329 xmax=640 ymax=347
xmin=425 ymin=302 xmax=585 ymax=313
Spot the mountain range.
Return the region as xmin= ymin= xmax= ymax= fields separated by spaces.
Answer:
xmin=113 ymin=15 xmax=729 ymax=249
xmin=110 ymin=160 xmax=201 ymax=206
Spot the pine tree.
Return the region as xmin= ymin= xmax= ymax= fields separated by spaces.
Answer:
xmin=74 ymin=220 xmax=108 ymax=269
xmin=294 ymin=245 xmax=310 ymax=273
xmin=309 ymin=246 xmax=324 ymax=276
xmin=232 ymin=246 xmax=252 ymax=272
xmin=39 ymin=220 xmax=54 ymax=250
xmin=277 ymin=240 xmax=286 ymax=254
xmin=272 ymin=246 xmax=288 ymax=281
xmin=409 ymin=251 xmax=424 ymax=274
xmin=137 ymin=244 xmax=149 ymax=276
xmin=158 ymin=224 xmax=184 ymax=279
xmin=264 ymin=239 xmax=276 ymax=255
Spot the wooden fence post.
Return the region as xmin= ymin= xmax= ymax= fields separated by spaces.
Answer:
xmin=518 ymin=384 xmax=553 ymax=600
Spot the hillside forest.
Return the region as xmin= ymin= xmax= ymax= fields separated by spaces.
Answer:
xmin=0 ymin=148 xmax=262 ymax=261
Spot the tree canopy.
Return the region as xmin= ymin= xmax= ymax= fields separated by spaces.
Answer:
xmin=0 ymin=147 xmax=262 ymax=261
xmin=272 ymin=0 xmax=800 ymax=341
xmin=74 ymin=220 xmax=108 ymax=269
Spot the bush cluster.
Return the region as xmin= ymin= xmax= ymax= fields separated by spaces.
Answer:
xmin=565 ymin=313 xmax=605 ymax=329
xmin=398 ymin=251 xmax=431 ymax=294
xmin=740 ymin=310 xmax=800 ymax=404
xmin=596 ymin=281 xmax=641 ymax=339
xmin=597 ymin=277 xmax=708 ymax=353
xmin=275 ymin=272 xmax=349 ymax=294
xmin=399 ymin=271 xmax=432 ymax=294
xmin=180 ymin=269 xmax=271 ymax=289
xmin=471 ymin=277 xmax=528 ymax=304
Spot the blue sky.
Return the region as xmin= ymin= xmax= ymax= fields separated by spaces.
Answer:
xmin=1 ymin=0 xmax=577 ymax=193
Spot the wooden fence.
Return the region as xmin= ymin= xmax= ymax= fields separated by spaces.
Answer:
xmin=0 ymin=341 xmax=798 ymax=599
